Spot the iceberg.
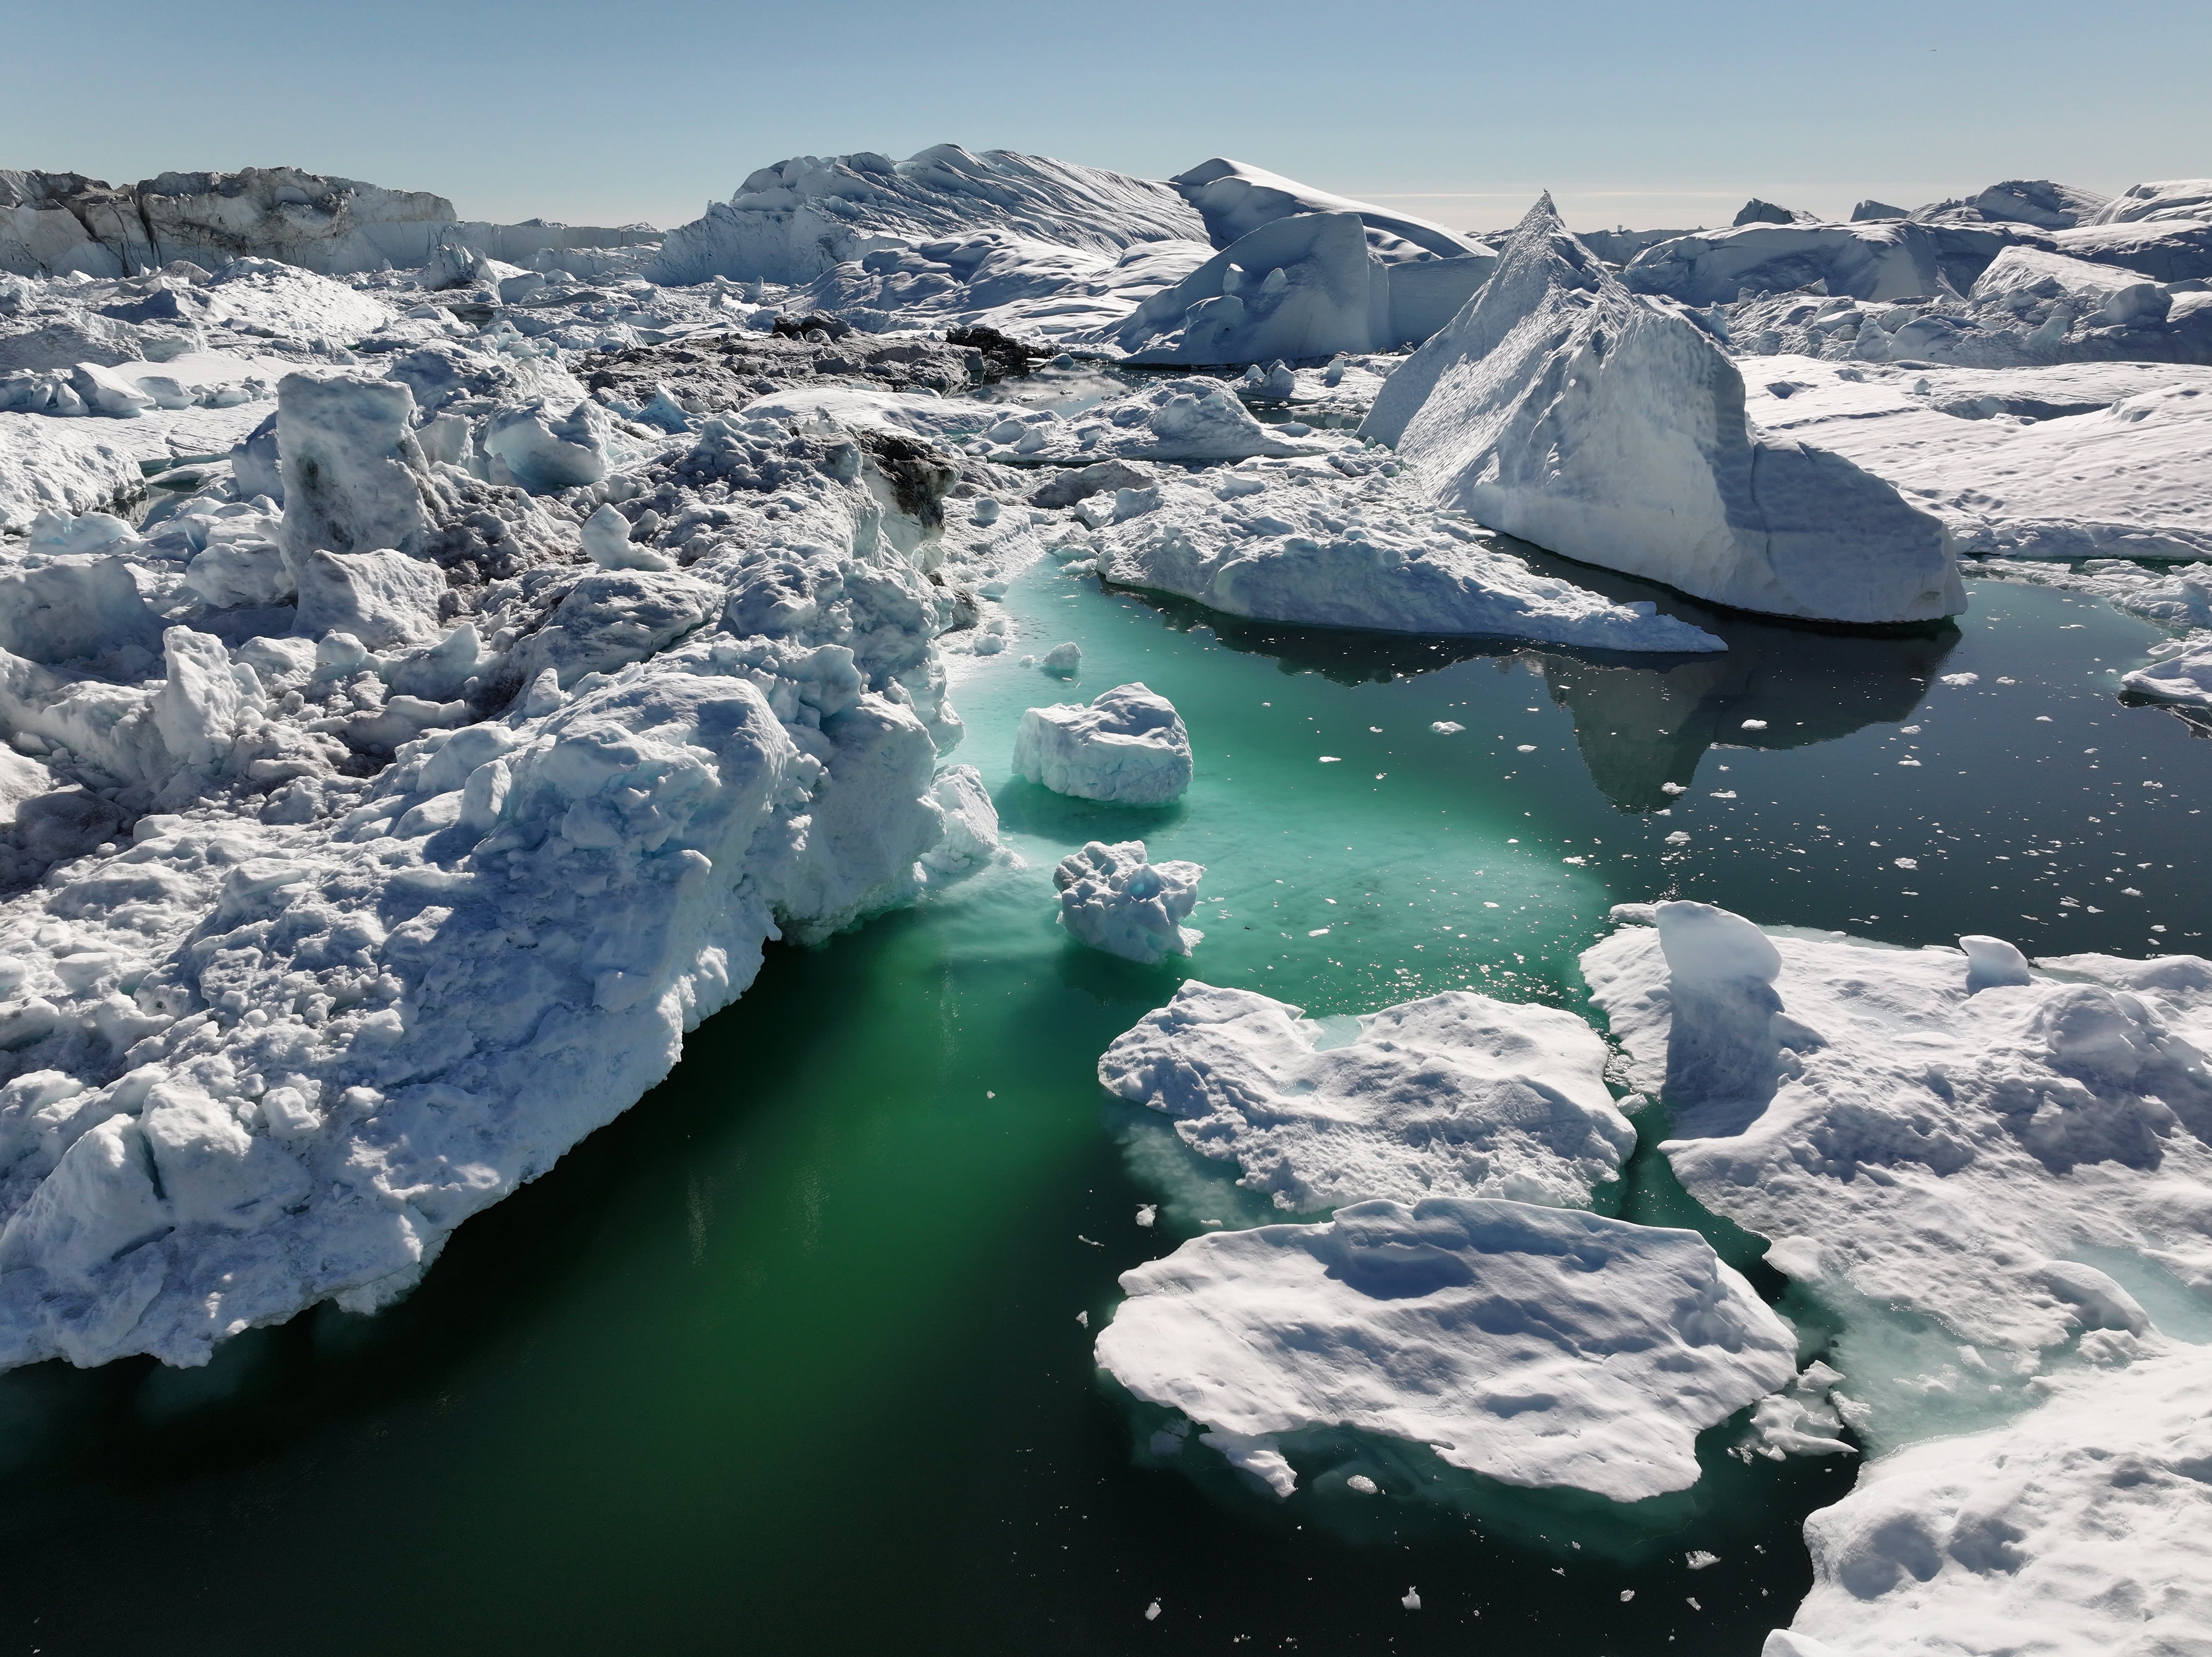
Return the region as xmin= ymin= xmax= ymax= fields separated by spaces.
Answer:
xmin=2120 ymin=636 xmax=2212 ymax=706
xmin=1093 ymin=1197 xmax=1796 ymax=1501
xmin=1052 ymin=839 xmax=1204 ymax=964
xmin=1582 ymin=902 xmax=2212 ymax=1433
xmin=1013 ymin=682 xmax=1192 ymax=804
xmin=1778 ymin=1342 xmax=2212 ymax=1657
xmin=1168 ymin=158 xmax=1492 ymax=263
xmin=646 ymin=145 xmax=1205 ymax=287
xmin=1097 ymin=981 xmax=1633 ymax=1211
xmin=1093 ymin=461 xmax=1726 ymax=650
xmin=1622 ymin=219 xmax=2031 ymax=307
xmin=1362 ymin=197 xmax=1962 ymax=625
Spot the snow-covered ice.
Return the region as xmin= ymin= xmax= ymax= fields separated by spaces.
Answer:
xmin=1362 ymin=198 xmax=1962 ymax=625
xmin=1091 ymin=461 xmax=1725 ymax=650
xmin=1052 ymin=839 xmax=1203 ymax=964
xmin=1094 ymin=1197 xmax=1796 ymax=1501
xmin=2120 ymin=636 xmax=2212 ymax=705
xmin=1168 ymin=159 xmax=1494 ymax=265
xmin=1012 ymin=681 xmax=1191 ymax=804
xmin=1583 ymin=902 xmax=2212 ymax=1439
xmin=1097 ymin=982 xmax=1634 ymax=1211
xmin=1778 ymin=1341 xmax=2212 ymax=1657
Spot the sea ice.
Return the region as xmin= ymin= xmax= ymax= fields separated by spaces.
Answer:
xmin=1094 ymin=1197 xmax=1795 ymax=1501
xmin=1013 ymin=682 xmax=1191 ymax=803
xmin=1097 ymin=982 xmax=1634 ymax=1211
xmin=1362 ymin=198 xmax=1961 ymax=625
xmin=1052 ymin=839 xmax=1204 ymax=964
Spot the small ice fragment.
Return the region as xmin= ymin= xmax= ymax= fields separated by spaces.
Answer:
xmin=1136 ymin=1204 xmax=1158 ymax=1228
xmin=1076 ymin=1310 xmax=1089 ymax=1327
xmin=1620 ymin=1590 xmax=1636 ymax=1602
xmin=1687 ymin=1597 xmax=1702 ymax=1610
xmin=1666 ymin=831 xmax=1691 ymax=845
xmin=1687 ymin=1551 xmax=1720 ymax=1570
xmin=1894 ymin=857 xmax=1918 ymax=869
xmin=1078 ymin=1234 xmax=1103 ymax=1247
xmin=1662 ymin=782 xmax=1686 ymax=795
xmin=1145 ymin=1601 xmax=1161 ymax=1622
xmin=1401 ymin=1587 xmax=1421 ymax=1611
xmin=1041 ymin=642 xmax=1081 ymax=673
xmin=1710 ymin=790 xmax=1737 ymax=799
xmin=1309 ymin=927 xmax=1330 ymax=937
xmin=1318 ymin=755 xmax=1341 ymax=763
xmin=1741 ymin=719 xmax=1768 ymax=730
xmin=1369 ymin=726 xmax=1384 ymax=733
xmin=1517 ymin=744 xmax=1538 ymax=753
xmin=1431 ymin=721 xmax=1464 ymax=734
xmin=972 ymin=498 xmax=1001 ymax=527
xmin=1346 ymin=1474 xmax=1379 ymax=1494
xmin=1941 ymin=672 xmax=1979 ymax=687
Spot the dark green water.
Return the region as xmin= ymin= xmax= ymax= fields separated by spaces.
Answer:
xmin=0 ymin=555 xmax=2200 ymax=1657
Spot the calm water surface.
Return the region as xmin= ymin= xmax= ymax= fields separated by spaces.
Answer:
xmin=0 ymin=553 xmax=2201 ymax=1657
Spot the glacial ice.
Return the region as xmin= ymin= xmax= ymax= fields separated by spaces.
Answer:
xmin=2120 ymin=636 xmax=2212 ymax=705
xmin=1582 ymin=903 xmax=2212 ymax=1431
xmin=1094 ymin=1197 xmax=1796 ymax=1502
xmin=1362 ymin=198 xmax=1962 ymax=624
xmin=1168 ymin=159 xmax=1493 ymax=265
xmin=1096 ymin=981 xmax=1634 ymax=1211
xmin=1090 ymin=461 xmax=1726 ymax=650
xmin=1779 ymin=1342 xmax=2212 ymax=1657
xmin=1623 ymin=219 xmax=2029 ymax=308
xmin=1052 ymin=839 xmax=1204 ymax=964
xmin=1012 ymin=682 xmax=1192 ymax=804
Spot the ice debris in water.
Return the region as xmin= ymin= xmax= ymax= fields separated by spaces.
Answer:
xmin=1582 ymin=901 xmax=2212 ymax=1443
xmin=1098 ymin=982 xmax=1633 ymax=1211
xmin=1431 ymin=720 xmax=1464 ymax=733
xmin=1053 ymin=840 xmax=1204 ymax=964
xmin=1039 ymin=641 xmax=1081 ymax=674
xmin=1093 ymin=1198 xmax=1794 ymax=1502
xmin=1013 ymin=682 xmax=1192 ymax=804
xmin=1687 ymin=1551 xmax=1721 ymax=1570
xmin=1346 ymin=1474 xmax=1379 ymax=1494
xmin=1145 ymin=1601 xmax=1160 ymax=1622
xmin=1401 ymin=1587 xmax=1421 ymax=1612
xmin=1135 ymin=1203 xmax=1157 ymax=1228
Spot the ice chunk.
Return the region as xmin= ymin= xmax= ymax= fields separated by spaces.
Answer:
xmin=275 ymin=372 xmax=430 ymax=561
xmin=481 ymin=398 xmax=610 ymax=493
xmin=919 ymin=763 xmax=999 ymax=873
xmin=1039 ymin=642 xmax=1080 ymax=673
xmin=2121 ymin=637 xmax=2212 ymax=706
xmin=1013 ymin=682 xmax=1192 ymax=804
xmin=0 ymin=554 xmax=163 ymax=664
xmin=1113 ymin=212 xmax=1389 ymax=365
xmin=1785 ymin=1343 xmax=2212 ymax=1657
xmin=291 ymin=547 xmax=447 ymax=650
xmin=1098 ymin=981 xmax=1633 ymax=1210
xmin=1363 ymin=198 xmax=1962 ymax=625
xmin=1053 ymin=839 xmax=1204 ymax=964
xmin=1095 ymin=1198 xmax=1796 ymax=1502
xmin=581 ymin=501 xmax=673 ymax=571
xmin=68 ymin=360 xmax=156 ymax=417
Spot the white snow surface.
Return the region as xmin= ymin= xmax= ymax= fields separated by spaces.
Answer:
xmin=1012 ymin=682 xmax=1192 ymax=804
xmin=1092 ymin=463 xmax=1726 ymax=650
xmin=0 ymin=347 xmax=989 ymax=1369
xmin=1052 ymin=839 xmax=1203 ymax=964
xmin=1096 ymin=981 xmax=1634 ymax=1212
xmin=1739 ymin=357 xmax=2212 ymax=560
xmin=1780 ymin=1341 xmax=2212 ymax=1657
xmin=1582 ymin=903 xmax=2212 ymax=1433
xmin=647 ymin=145 xmax=1206 ymax=287
xmin=1094 ymin=1197 xmax=1796 ymax=1502
xmin=1362 ymin=198 xmax=1962 ymax=625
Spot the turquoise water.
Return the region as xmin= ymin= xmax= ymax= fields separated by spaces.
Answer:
xmin=0 ymin=552 xmax=2201 ymax=1655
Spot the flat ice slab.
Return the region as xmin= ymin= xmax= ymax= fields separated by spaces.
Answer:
xmin=1780 ymin=1340 xmax=2212 ymax=1657
xmin=1013 ymin=682 xmax=1192 ymax=804
xmin=1095 ymin=1197 xmax=1796 ymax=1502
xmin=1098 ymin=982 xmax=1634 ymax=1211
xmin=1582 ymin=903 xmax=2212 ymax=1433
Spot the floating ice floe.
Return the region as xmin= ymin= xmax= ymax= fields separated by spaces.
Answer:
xmin=1094 ymin=1197 xmax=1796 ymax=1502
xmin=2120 ymin=637 xmax=2212 ymax=705
xmin=1776 ymin=1341 xmax=2212 ymax=1657
xmin=1097 ymin=981 xmax=1634 ymax=1211
xmin=1362 ymin=197 xmax=1961 ymax=625
xmin=1092 ymin=463 xmax=1726 ymax=650
xmin=1052 ymin=839 xmax=1204 ymax=964
xmin=1013 ymin=682 xmax=1191 ymax=804
xmin=1583 ymin=901 xmax=2212 ymax=1440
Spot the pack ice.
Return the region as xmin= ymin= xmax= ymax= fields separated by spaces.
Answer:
xmin=1361 ymin=198 xmax=1962 ymax=625
xmin=0 ymin=349 xmax=1005 ymax=1368
xmin=1094 ymin=1196 xmax=1795 ymax=1502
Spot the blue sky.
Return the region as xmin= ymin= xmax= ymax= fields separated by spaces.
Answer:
xmin=8 ymin=0 xmax=2208 ymax=233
